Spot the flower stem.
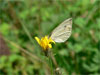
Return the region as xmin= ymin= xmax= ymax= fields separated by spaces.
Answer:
xmin=48 ymin=50 xmax=62 ymax=75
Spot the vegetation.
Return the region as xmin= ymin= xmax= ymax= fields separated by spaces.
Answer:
xmin=0 ymin=0 xmax=100 ymax=75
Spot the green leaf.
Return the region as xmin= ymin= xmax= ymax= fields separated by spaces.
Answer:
xmin=0 ymin=23 xmax=9 ymax=35
xmin=74 ymin=17 xmax=85 ymax=28
xmin=74 ymin=44 xmax=82 ymax=53
xmin=58 ymin=49 xmax=69 ymax=56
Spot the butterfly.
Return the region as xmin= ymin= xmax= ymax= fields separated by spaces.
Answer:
xmin=50 ymin=18 xmax=72 ymax=43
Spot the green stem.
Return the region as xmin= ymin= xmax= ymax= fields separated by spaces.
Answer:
xmin=20 ymin=20 xmax=34 ymax=44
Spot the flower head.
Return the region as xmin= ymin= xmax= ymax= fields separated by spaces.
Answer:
xmin=35 ymin=36 xmax=55 ymax=50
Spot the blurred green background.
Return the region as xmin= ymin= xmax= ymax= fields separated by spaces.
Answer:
xmin=0 ymin=0 xmax=100 ymax=75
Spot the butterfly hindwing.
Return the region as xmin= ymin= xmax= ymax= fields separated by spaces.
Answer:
xmin=50 ymin=18 xmax=72 ymax=43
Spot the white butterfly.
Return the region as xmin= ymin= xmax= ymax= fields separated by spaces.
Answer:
xmin=50 ymin=18 xmax=72 ymax=43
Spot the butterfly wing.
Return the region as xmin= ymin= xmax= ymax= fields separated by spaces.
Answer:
xmin=50 ymin=18 xmax=72 ymax=43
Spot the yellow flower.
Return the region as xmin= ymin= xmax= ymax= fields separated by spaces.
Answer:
xmin=35 ymin=36 xmax=55 ymax=50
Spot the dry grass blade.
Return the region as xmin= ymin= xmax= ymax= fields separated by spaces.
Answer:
xmin=4 ymin=37 xmax=51 ymax=74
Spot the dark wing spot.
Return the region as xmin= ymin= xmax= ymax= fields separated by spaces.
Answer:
xmin=64 ymin=25 xmax=66 ymax=28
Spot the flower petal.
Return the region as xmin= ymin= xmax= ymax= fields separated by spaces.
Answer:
xmin=35 ymin=37 xmax=41 ymax=44
xmin=49 ymin=37 xmax=55 ymax=44
xmin=48 ymin=44 xmax=52 ymax=48
xmin=35 ymin=36 xmax=55 ymax=50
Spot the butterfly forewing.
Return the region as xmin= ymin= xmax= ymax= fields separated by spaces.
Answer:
xmin=50 ymin=18 xmax=72 ymax=43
